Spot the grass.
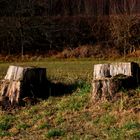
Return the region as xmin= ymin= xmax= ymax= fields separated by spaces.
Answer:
xmin=0 ymin=58 xmax=139 ymax=139
xmin=44 ymin=129 xmax=65 ymax=138
xmin=0 ymin=58 xmax=113 ymax=83
xmin=16 ymin=123 xmax=30 ymax=130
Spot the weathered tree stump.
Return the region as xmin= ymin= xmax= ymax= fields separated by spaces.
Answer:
xmin=92 ymin=62 xmax=140 ymax=101
xmin=0 ymin=65 xmax=46 ymax=108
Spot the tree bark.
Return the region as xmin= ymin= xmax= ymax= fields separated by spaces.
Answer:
xmin=0 ymin=65 xmax=46 ymax=108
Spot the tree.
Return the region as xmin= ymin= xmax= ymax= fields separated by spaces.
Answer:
xmin=109 ymin=0 xmax=139 ymax=58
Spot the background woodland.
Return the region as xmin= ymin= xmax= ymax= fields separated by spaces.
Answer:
xmin=0 ymin=0 xmax=139 ymax=58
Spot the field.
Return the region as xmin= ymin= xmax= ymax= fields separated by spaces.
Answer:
xmin=0 ymin=58 xmax=140 ymax=140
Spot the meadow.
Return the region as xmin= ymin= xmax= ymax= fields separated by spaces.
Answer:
xmin=0 ymin=58 xmax=139 ymax=140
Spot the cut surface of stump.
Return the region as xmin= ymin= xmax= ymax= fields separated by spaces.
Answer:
xmin=93 ymin=62 xmax=139 ymax=80
xmin=0 ymin=65 xmax=46 ymax=108
xmin=92 ymin=62 xmax=140 ymax=101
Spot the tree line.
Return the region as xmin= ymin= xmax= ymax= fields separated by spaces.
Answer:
xmin=0 ymin=0 xmax=139 ymax=17
xmin=0 ymin=0 xmax=139 ymax=57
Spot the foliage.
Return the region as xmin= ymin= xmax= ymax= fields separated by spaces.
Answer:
xmin=0 ymin=15 xmax=139 ymax=58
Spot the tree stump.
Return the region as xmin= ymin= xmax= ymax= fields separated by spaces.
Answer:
xmin=92 ymin=62 xmax=140 ymax=101
xmin=0 ymin=65 xmax=46 ymax=108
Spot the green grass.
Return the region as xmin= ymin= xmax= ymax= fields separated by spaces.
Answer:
xmin=44 ymin=129 xmax=65 ymax=138
xmin=16 ymin=123 xmax=30 ymax=130
xmin=0 ymin=115 xmax=14 ymax=131
xmin=38 ymin=122 xmax=51 ymax=130
xmin=0 ymin=58 xmax=113 ymax=83
xmin=0 ymin=58 xmax=139 ymax=140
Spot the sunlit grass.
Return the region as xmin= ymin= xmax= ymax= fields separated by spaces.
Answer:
xmin=0 ymin=58 xmax=139 ymax=139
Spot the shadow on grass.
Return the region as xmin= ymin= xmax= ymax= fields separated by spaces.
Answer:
xmin=0 ymin=78 xmax=86 ymax=109
xmin=44 ymin=79 xmax=82 ymax=97
xmin=18 ymin=78 xmax=85 ymax=106
xmin=19 ymin=78 xmax=82 ymax=100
